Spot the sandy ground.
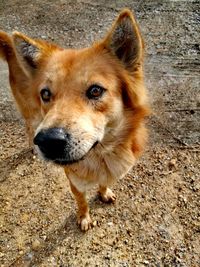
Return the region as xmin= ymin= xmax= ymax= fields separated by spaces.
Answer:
xmin=0 ymin=1 xmax=200 ymax=266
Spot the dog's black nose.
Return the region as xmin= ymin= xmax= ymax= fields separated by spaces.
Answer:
xmin=34 ymin=127 xmax=70 ymax=159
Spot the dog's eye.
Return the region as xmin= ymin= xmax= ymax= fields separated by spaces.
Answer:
xmin=86 ymin=85 xmax=105 ymax=100
xmin=40 ymin=88 xmax=52 ymax=102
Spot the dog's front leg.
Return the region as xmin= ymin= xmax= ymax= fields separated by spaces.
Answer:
xmin=25 ymin=119 xmax=34 ymax=148
xmin=68 ymin=179 xmax=92 ymax=231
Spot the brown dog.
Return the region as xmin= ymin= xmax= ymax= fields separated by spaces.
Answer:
xmin=0 ymin=9 xmax=149 ymax=230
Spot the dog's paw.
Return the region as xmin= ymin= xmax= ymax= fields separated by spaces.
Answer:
xmin=99 ymin=188 xmax=116 ymax=203
xmin=78 ymin=214 xmax=93 ymax=231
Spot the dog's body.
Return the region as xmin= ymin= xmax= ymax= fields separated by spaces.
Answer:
xmin=0 ymin=10 xmax=149 ymax=230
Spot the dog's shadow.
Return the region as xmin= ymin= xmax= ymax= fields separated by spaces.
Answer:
xmin=9 ymin=194 xmax=115 ymax=267
xmin=11 ymin=197 xmax=115 ymax=267
xmin=10 ymin=213 xmax=79 ymax=267
xmin=0 ymin=148 xmax=33 ymax=182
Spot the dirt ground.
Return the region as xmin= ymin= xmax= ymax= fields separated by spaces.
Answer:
xmin=0 ymin=1 xmax=200 ymax=266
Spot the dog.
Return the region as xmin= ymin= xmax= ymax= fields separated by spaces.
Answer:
xmin=0 ymin=9 xmax=149 ymax=231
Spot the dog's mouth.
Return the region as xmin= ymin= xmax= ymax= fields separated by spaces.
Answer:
xmin=52 ymin=141 xmax=99 ymax=165
xmin=90 ymin=140 xmax=99 ymax=150
xmin=53 ymin=158 xmax=82 ymax=165
xmin=36 ymin=140 xmax=99 ymax=166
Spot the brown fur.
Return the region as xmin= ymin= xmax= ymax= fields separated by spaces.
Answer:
xmin=0 ymin=9 xmax=150 ymax=230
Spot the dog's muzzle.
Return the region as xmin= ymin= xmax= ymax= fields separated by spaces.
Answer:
xmin=34 ymin=127 xmax=98 ymax=165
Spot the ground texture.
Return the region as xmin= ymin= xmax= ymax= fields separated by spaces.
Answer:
xmin=0 ymin=1 xmax=199 ymax=266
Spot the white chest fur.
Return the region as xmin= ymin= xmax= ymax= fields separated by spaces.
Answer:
xmin=65 ymin=145 xmax=135 ymax=193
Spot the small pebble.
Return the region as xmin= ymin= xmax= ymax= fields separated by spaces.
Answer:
xmin=124 ymin=239 xmax=129 ymax=245
xmin=168 ymin=159 xmax=177 ymax=169
xmin=32 ymin=239 xmax=41 ymax=250
xmin=19 ymin=250 xmax=24 ymax=255
xmin=92 ymin=220 xmax=97 ymax=227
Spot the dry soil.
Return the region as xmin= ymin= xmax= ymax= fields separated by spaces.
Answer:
xmin=0 ymin=1 xmax=200 ymax=267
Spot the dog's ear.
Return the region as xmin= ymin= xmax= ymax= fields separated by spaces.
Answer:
xmin=12 ymin=32 xmax=59 ymax=77
xmin=102 ymin=9 xmax=143 ymax=71
xmin=101 ymin=9 xmax=148 ymax=110
xmin=0 ymin=31 xmax=14 ymax=61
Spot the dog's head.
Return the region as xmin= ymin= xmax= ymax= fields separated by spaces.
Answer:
xmin=12 ymin=9 xmax=148 ymax=165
